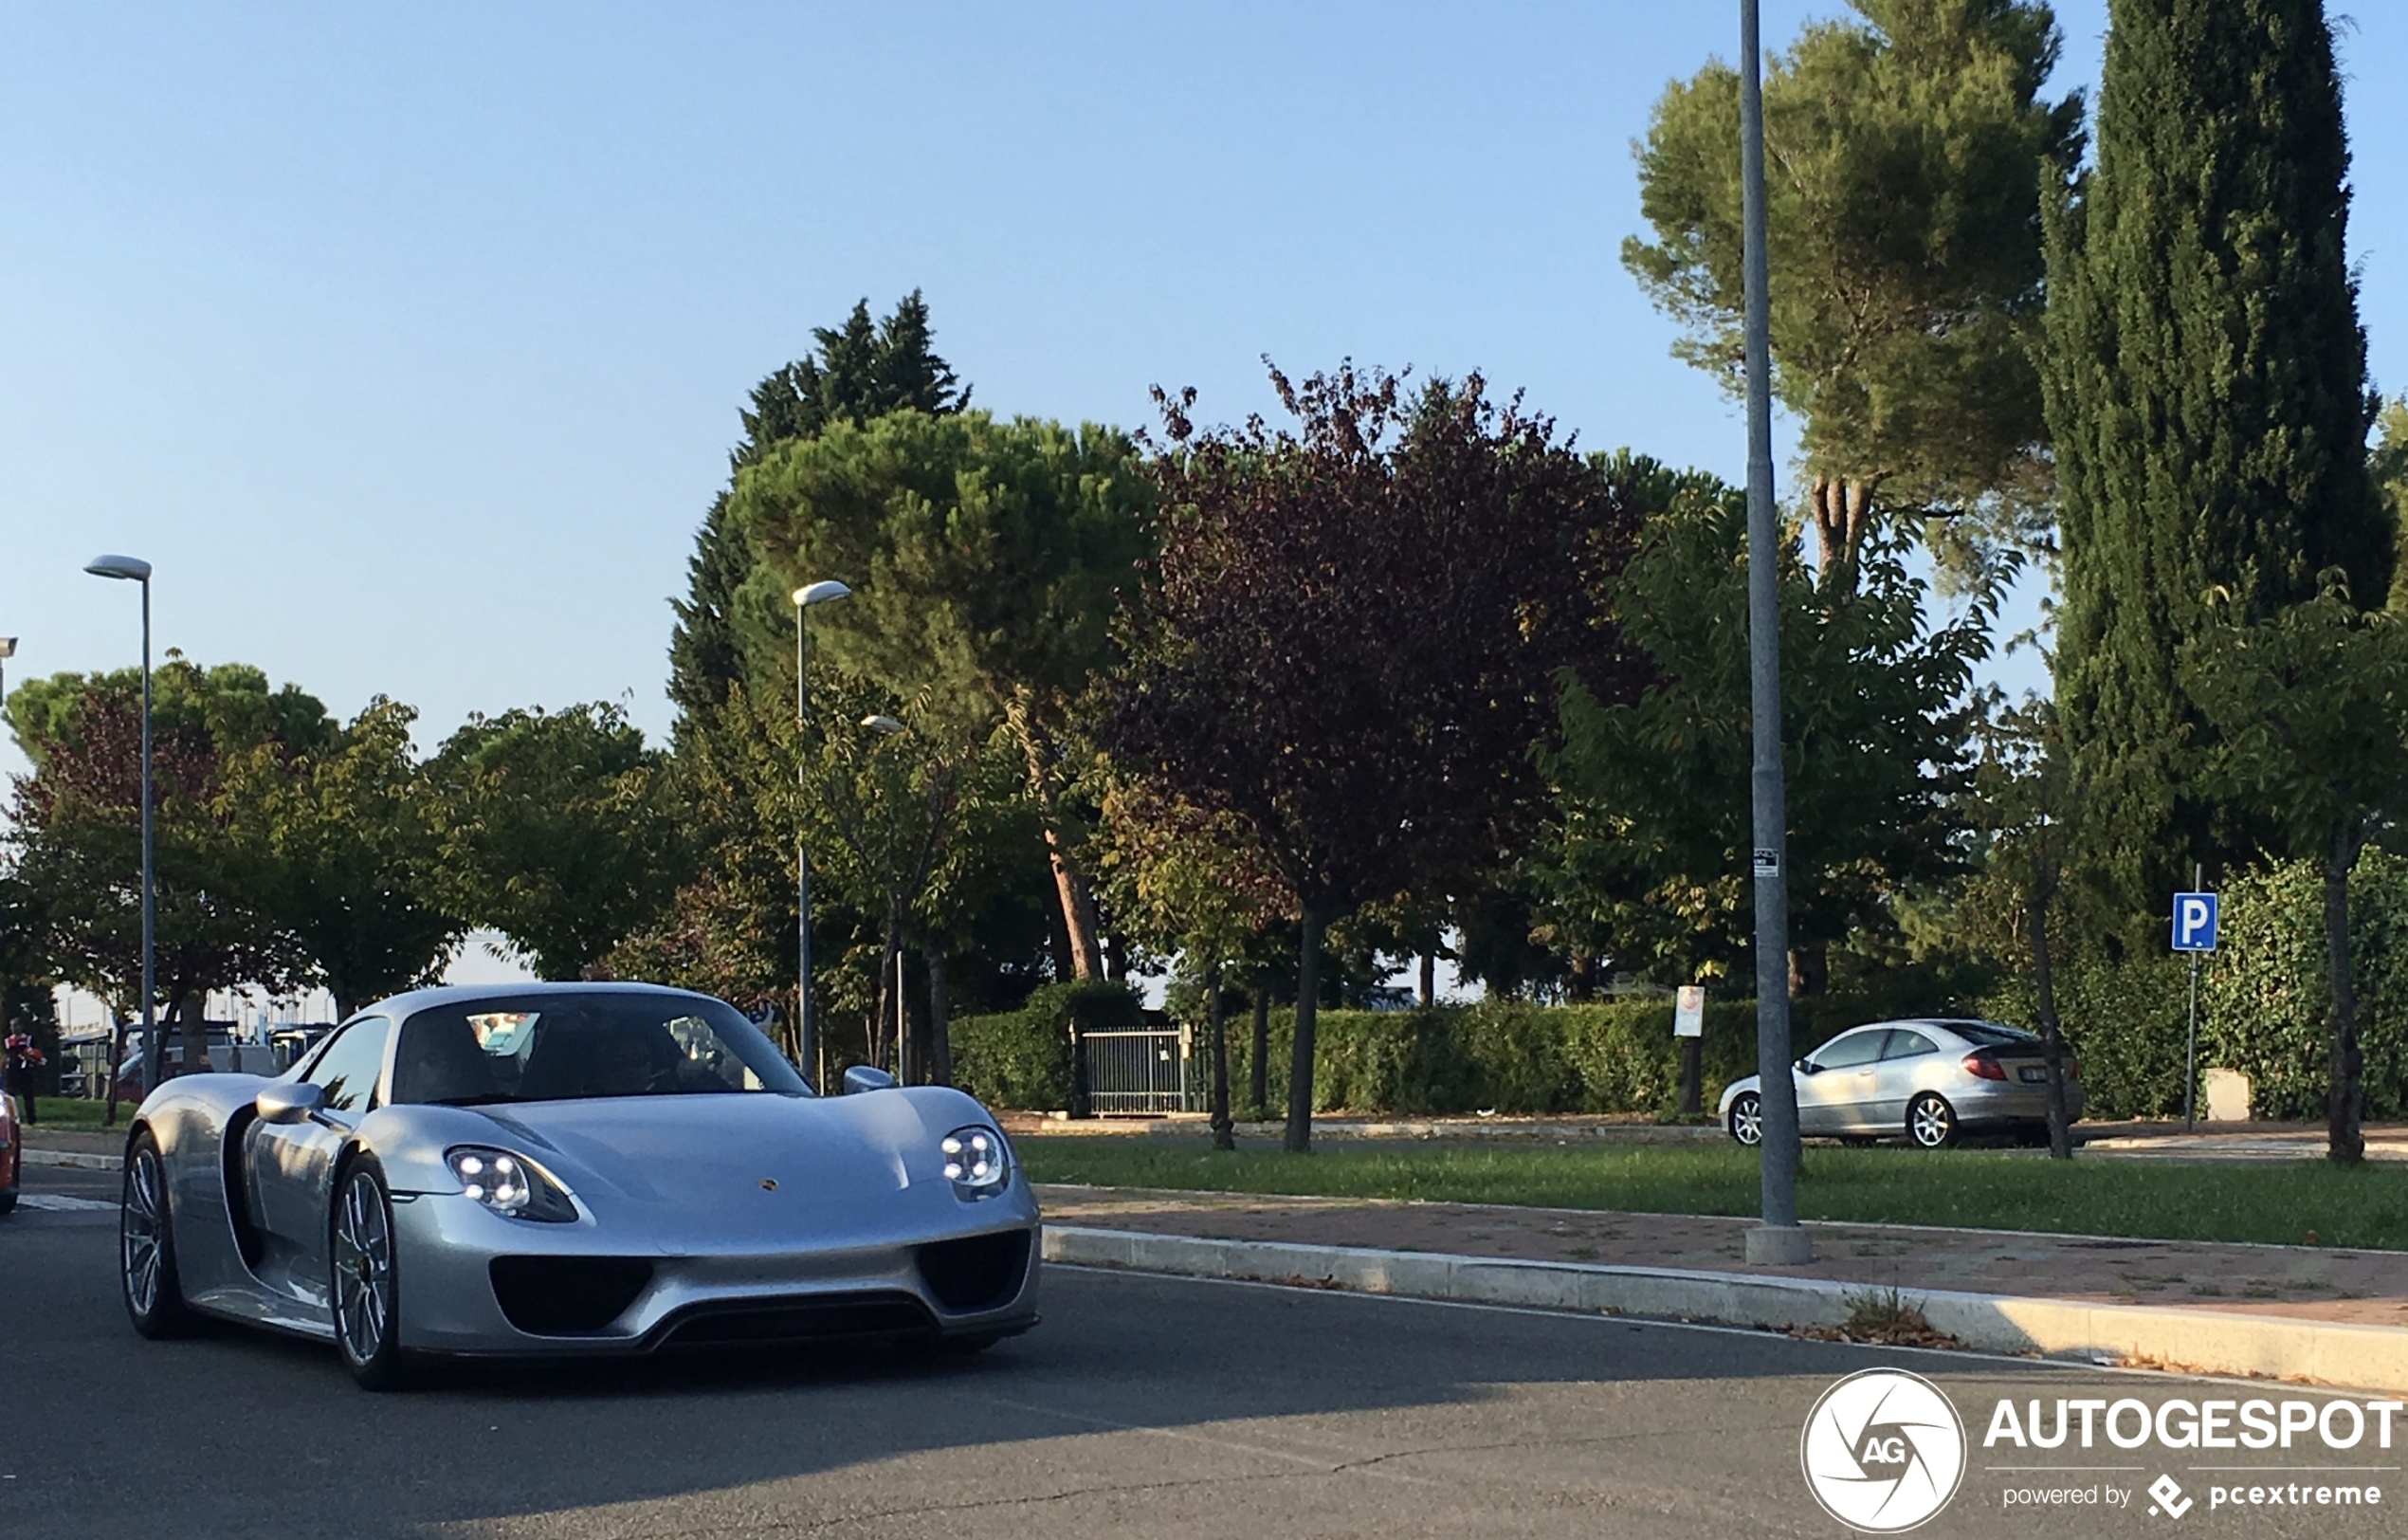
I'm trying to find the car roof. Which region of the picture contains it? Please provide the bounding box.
[356,981,729,1021]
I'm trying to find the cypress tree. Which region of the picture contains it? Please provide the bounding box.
[2044,0,2388,917]
[666,291,969,739]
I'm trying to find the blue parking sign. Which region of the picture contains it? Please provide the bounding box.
[2173,891,2219,952]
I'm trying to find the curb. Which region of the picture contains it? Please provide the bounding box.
[1041,1225,2408,1395]
[22,1149,123,1171]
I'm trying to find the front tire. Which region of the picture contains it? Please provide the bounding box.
[332,1157,413,1391]
[1726,1091,1763,1147]
[122,1131,199,1337]
[1907,1092,1959,1151]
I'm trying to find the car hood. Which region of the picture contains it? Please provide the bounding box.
[365,1086,1003,1244]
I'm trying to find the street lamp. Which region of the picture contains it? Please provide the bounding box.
[859,712,908,1075]
[83,554,159,1103]
[792,578,852,1090]
[1738,0,1810,1266]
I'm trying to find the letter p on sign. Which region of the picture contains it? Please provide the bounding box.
[2173,892,2219,953]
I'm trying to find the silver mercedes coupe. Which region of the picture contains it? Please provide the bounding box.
[1717,1018,2085,1150]
[118,982,1040,1388]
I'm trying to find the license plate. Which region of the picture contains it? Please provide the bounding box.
[2018,1066,2048,1083]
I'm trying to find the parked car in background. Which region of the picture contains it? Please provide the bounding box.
[116,1030,286,1101]
[1718,1018,2083,1150]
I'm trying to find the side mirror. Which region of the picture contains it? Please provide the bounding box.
[254,1081,326,1126]
[1796,1059,1816,1075]
[842,1065,898,1095]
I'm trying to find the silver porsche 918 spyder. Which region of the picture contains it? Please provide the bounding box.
[119,982,1040,1388]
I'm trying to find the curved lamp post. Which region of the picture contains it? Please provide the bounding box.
[792,579,851,1089]
[83,554,158,1100]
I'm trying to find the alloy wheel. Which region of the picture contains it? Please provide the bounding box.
[121,1146,165,1316]
[334,1171,394,1366]
[1728,1092,1763,1146]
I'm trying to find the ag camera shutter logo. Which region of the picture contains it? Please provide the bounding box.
[1801,1369,1968,1531]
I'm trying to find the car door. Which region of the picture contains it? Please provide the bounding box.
[1868,1027,1939,1132]
[246,1016,392,1295]
[1796,1027,1886,1133]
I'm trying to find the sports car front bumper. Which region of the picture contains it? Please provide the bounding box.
[388,1184,1041,1356]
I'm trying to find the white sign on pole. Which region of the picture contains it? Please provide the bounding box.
[1673,985,1706,1039]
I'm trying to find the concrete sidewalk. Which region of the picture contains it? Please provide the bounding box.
[1036,1182,2408,1392]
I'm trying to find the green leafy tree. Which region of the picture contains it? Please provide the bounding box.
[794,674,1024,1086]
[1626,0,2083,586]
[2377,396,2408,611]
[731,407,1157,981]
[2044,0,2392,915]
[2181,579,2408,1163]
[1096,779,1284,1146]
[5,659,326,1088]
[428,705,681,980]
[1544,454,1997,994]
[1106,365,1643,1151]
[668,292,970,738]
[219,698,459,1017]
[1960,695,2083,1155]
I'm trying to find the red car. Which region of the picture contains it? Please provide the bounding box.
[0,1091,21,1215]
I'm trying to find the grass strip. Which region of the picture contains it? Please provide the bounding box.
[1019,1138,2408,1252]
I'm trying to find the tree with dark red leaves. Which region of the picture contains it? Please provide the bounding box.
[1105,363,1648,1150]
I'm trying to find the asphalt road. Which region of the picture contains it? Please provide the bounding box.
[2,1162,2394,1540]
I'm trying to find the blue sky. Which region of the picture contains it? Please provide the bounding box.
[3,0,2405,801]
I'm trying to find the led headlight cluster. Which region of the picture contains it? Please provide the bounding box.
[940,1126,1010,1198]
[446,1146,575,1221]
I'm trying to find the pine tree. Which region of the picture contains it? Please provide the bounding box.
[2044,0,2389,917]
[666,291,969,736]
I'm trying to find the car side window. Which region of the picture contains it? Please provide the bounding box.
[1882,1029,1938,1060]
[1811,1031,1886,1070]
[306,1018,392,1115]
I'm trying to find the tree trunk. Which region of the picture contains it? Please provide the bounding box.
[1418,951,1436,1007]
[1249,984,1269,1114]
[2030,889,2072,1161]
[1808,475,1877,594]
[1285,905,1325,1153]
[1207,958,1233,1151]
[927,945,953,1088]
[1009,690,1104,979]
[1786,945,1828,998]
[179,993,212,1075]
[2326,827,2366,1164]
[873,922,902,1075]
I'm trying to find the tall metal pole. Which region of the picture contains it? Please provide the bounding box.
[2184,861,2201,1130]
[794,603,814,1089]
[138,578,158,1099]
[1740,0,1810,1267]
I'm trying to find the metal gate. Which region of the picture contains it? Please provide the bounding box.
[1080,1028,1192,1115]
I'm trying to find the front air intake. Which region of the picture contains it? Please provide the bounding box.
[917,1229,1032,1311]
[489,1256,654,1334]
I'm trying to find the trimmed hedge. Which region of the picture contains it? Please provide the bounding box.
[2198,852,2408,1121]
[952,979,1143,1111]
[957,991,1880,1117]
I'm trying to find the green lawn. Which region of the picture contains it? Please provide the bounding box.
[1019,1138,2408,1252]
[12,1097,126,1133]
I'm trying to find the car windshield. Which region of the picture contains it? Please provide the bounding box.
[388,992,811,1106]
[1948,1021,2039,1048]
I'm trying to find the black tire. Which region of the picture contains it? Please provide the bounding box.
[330,1157,415,1391]
[0,1186,18,1216]
[1726,1091,1763,1147]
[1906,1092,1959,1151]
[121,1131,200,1338]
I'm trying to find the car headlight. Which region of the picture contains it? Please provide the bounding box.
[940,1126,1010,1199]
[446,1146,576,1222]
